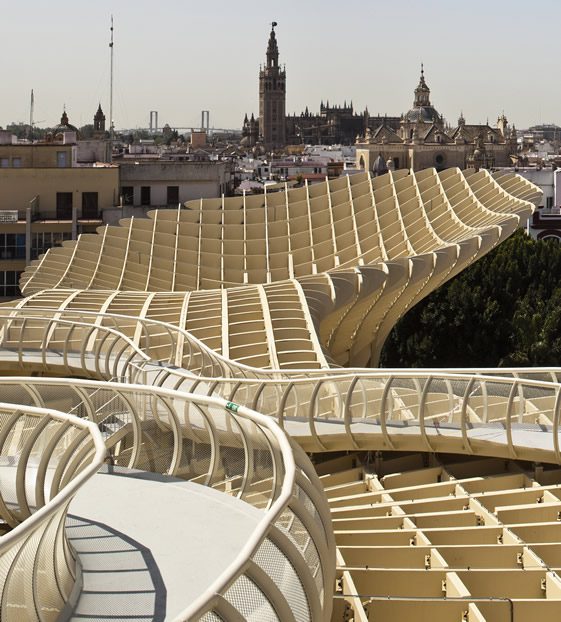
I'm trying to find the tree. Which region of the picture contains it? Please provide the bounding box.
[380,231,561,368]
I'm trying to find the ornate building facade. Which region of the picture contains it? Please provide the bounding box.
[284,102,368,146]
[243,25,381,149]
[243,26,518,166]
[356,67,518,173]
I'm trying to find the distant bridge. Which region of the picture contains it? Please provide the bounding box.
[117,126,242,134]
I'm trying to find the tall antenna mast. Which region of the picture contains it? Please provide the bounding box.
[109,15,114,143]
[29,89,34,141]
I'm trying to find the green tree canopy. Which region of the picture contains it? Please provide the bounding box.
[380,231,561,368]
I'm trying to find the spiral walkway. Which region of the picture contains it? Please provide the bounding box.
[1,167,559,621]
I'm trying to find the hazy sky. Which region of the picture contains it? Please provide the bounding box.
[2,0,557,131]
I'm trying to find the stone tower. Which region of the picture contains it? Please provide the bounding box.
[259,22,286,148]
[93,104,106,137]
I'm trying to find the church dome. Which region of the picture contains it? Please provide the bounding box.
[403,106,441,124]
[403,65,441,126]
[53,110,80,138]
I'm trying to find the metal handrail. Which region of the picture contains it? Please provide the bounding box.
[176,398,297,620]
[0,402,106,527]
[0,379,335,622]
[4,368,561,464]
[0,402,106,621]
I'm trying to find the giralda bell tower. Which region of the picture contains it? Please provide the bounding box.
[259,22,286,148]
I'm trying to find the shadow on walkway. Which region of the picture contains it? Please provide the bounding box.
[65,514,167,621]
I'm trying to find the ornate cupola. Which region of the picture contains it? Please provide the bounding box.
[414,64,431,107]
[401,64,443,140]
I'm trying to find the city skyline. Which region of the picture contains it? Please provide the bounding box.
[2,0,559,132]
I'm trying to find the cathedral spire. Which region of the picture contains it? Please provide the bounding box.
[259,21,286,147]
[266,21,279,68]
[414,63,431,107]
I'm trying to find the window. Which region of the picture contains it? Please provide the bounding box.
[393,157,400,169]
[140,186,151,206]
[167,186,179,206]
[56,192,73,219]
[1,158,9,168]
[56,151,67,168]
[547,196,554,210]
[121,186,134,206]
[82,192,99,219]
[31,232,72,260]
[11,157,21,168]
[0,234,26,259]
[0,271,22,298]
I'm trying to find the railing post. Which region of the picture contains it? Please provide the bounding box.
[505,381,519,460]
[460,377,476,454]
[553,387,561,465]
[380,377,396,450]
[419,376,434,453]
[343,376,360,450]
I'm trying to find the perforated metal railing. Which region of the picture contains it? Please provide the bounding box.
[0,402,105,622]
[3,309,561,463]
[144,369,561,463]
[0,310,151,381]
[9,306,561,382]
[0,380,335,622]
[0,308,240,381]
[6,311,561,618]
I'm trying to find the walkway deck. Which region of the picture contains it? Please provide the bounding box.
[67,467,262,621]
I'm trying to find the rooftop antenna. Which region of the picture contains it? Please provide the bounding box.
[109,15,114,143]
[29,89,34,141]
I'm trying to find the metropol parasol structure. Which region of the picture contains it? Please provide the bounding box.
[0,166,560,621]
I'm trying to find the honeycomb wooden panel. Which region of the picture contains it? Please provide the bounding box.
[324,452,561,621]
[17,168,536,368]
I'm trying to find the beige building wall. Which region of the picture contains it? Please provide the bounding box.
[0,167,119,218]
[0,144,75,168]
[119,161,233,207]
[357,143,513,173]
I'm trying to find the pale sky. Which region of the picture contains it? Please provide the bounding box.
[1,0,557,132]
